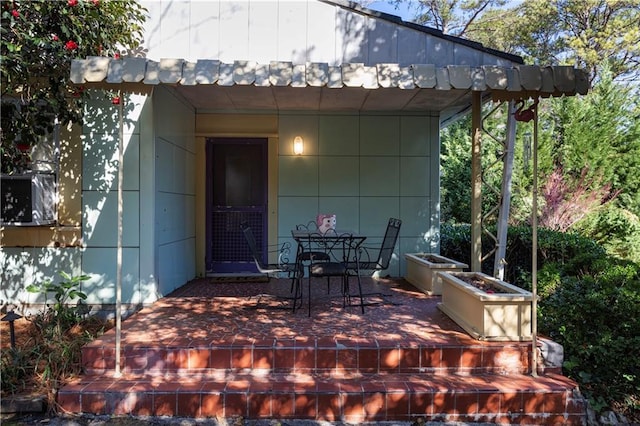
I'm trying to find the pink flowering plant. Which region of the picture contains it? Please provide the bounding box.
[0,0,146,173]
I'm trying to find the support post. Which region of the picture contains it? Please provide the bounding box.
[494,101,517,280]
[531,102,539,377]
[115,91,123,378]
[471,92,483,272]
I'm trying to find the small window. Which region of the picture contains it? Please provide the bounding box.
[1,122,59,226]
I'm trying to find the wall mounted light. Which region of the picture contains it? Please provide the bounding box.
[293,136,304,155]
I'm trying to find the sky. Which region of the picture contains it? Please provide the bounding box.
[365,1,526,25]
[366,1,416,22]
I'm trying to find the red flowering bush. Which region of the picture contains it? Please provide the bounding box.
[1,0,147,173]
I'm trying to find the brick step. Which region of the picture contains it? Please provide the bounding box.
[82,338,536,377]
[57,371,586,424]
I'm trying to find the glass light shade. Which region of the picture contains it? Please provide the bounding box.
[293,136,304,155]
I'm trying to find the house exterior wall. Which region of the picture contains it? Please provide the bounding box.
[140,0,513,67]
[80,93,145,307]
[153,87,197,296]
[276,112,440,277]
[193,111,440,278]
[1,125,83,310]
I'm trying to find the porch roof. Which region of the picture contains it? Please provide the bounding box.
[70,57,589,119]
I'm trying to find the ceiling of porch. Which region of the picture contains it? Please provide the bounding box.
[70,58,590,120]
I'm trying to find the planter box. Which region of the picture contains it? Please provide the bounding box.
[404,253,468,295]
[437,271,533,341]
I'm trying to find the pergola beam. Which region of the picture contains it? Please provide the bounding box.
[470,91,483,272]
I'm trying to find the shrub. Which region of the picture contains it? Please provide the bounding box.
[572,204,640,264]
[440,223,640,420]
[539,259,640,417]
[1,272,111,413]
[440,223,605,287]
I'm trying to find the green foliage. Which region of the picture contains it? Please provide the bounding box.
[440,119,472,223]
[394,0,508,37]
[440,223,640,419]
[3,272,108,413]
[468,0,640,83]
[547,69,640,215]
[0,345,37,395]
[441,223,606,285]
[555,0,640,82]
[466,0,561,65]
[440,110,504,224]
[26,272,89,336]
[539,258,640,418]
[1,0,147,173]
[572,204,640,264]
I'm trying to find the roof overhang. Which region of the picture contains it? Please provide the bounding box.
[70,57,590,121]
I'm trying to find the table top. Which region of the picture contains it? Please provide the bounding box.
[291,229,364,240]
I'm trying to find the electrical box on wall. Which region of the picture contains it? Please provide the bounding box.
[1,172,57,226]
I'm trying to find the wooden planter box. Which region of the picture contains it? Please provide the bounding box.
[437,271,533,341]
[404,253,468,295]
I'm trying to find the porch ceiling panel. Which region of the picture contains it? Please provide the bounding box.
[70,58,590,115]
[359,88,419,111]
[403,88,471,112]
[271,86,323,110]
[317,87,370,111]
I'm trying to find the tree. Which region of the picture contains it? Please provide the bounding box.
[464,1,563,65]
[388,0,507,37]
[556,0,640,84]
[1,0,147,173]
[385,0,640,84]
[469,0,640,84]
[546,68,640,214]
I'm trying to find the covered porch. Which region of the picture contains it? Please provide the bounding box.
[58,276,586,424]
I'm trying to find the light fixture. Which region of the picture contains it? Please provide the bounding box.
[293,136,304,155]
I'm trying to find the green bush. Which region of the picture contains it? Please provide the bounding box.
[440,223,605,287]
[440,223,640,419]
[539,259,640,416]
[572,204,640,264]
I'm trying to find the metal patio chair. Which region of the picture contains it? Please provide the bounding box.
[299,230,361,316]
[240,222,302,309]
[344,217,402,312]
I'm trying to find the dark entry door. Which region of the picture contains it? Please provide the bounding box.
[206,138,267,273]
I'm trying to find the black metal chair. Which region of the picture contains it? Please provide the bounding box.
[240,222,301,309]
[294,222,332,293]
[296,230,358,316]
[344,217,402,312]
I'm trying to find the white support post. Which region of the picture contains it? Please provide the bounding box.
[115,92,123,378]
[494,101,517,280]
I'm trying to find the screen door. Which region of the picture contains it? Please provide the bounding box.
[206,137,267,273]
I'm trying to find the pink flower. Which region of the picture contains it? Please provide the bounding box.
[64,40,78,50]
[68,0,78,6]
[11,9,19,17]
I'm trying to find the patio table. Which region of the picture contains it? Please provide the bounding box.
[291,229,367,314]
